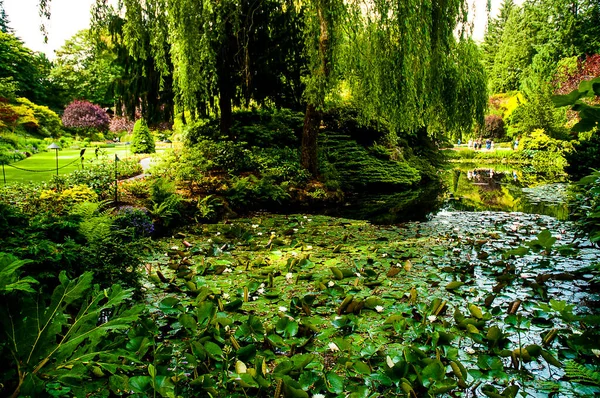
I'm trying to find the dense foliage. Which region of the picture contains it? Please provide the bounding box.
[131,118,155,154]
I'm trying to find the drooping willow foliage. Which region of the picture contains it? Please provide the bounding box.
[341,0,487,136]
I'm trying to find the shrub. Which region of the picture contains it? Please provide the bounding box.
[16,97,63,137]
[114,206,154,238]
[484,115,506,140]
[62,100,110,136]
[131,119,155,154]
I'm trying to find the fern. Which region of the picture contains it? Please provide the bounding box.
[565,360,600,386]
[70,201,114,243]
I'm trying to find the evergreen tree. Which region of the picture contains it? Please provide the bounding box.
[0,0,11,33]
[481,0,514,80]
[131,118,155,154]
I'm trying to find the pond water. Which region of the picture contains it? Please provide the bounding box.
[444,163,570,220]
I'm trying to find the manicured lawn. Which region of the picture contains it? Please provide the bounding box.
[1,146,134,184]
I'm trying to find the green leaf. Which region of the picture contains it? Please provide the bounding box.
[445,281,464,291]
[129,376,152,393]
[326,371,345,393]
[204,341,223,359]
[552,90,586,107]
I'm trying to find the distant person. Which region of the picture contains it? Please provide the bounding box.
[486,139,491,150]
[468,139,473,149]
[514,139,519,150]
[491,140,495,150]
[457,139,461,146]
[95,146,99,158]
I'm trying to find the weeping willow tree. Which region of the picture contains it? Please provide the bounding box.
[101,0,305,136]
[299,0,487,174]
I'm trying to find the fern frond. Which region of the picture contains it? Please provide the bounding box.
[565,360,600,386]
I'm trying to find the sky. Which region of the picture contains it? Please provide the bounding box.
[5,0,501,60]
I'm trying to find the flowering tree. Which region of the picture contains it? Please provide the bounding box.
[109,116,134,133]
[62,100,109,136]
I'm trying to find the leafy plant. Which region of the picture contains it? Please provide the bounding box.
[0,271,143,398]
[61,100,110,136]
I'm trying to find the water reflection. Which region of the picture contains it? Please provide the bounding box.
[444,164,570,219]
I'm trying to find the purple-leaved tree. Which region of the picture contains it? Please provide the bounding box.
[62,100,110,137]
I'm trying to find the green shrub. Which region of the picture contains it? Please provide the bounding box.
[131,119,155,154]
[565,131,600,180]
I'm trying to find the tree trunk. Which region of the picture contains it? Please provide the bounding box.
[301,103,321,176]
[219,85,232,138]
[301,1,330,177]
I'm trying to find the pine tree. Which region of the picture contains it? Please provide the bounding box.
[0,0,11,34]
[131,119,155,154]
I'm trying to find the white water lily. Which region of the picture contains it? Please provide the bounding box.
[465,347,476,354]
[252,224,259,228]
[293,228,299,232]
[313,394,326,398]
[260,283,265,288]
[328,342,340,352]
[291,251,298,257]
[381,253,388,257]
[257,288,265,294]
[278,306,287,312]
[306,245,313,250]
[257,232,263,236]
[307,219,312,222]
[222,293,230,299]
[216,232,221,236]
[285,272,294,280]
[375,305,384,313]
[428,315,437,322]
[271,231,276,236]
[355,272,361,278]
[223,268,232,273]
[171,246,179,250]
[328,281,335,287]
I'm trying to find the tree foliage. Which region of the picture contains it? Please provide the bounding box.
[61,100,109,134]
[0,0,11,34]
[131,118,155,154]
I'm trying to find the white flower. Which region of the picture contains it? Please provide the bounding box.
[222,293,230,299]
[465,347,476,355]
[355,272,361,278]
[303,216,308,219]
[428,315,437,322]
[375,305,384,313]
[286,272,294,280]
[252,224,259,229]
[313,394,326,398]
[223,267,232,273]
[307,219,312,222]
[381,253,388,258]
[271,231,276,236]
[291,251,298,257]
[306,245,313,250]
[164,253,169,257]
[171,246,179,250]
[260,283,265,288]
[257,288,265,294]
[257,232,263,236]
[327,281,335,287]
[216,232,221,236]
[207,238,213,243]
[328,342,339,352]
[334,316,343,320]
[252,296,258,301]
[293,228,298,232]
[278,306,287,312]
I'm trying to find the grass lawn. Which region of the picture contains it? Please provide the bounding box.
[1,146,136,184]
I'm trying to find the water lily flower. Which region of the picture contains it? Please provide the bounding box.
[291,251,298,257]
[257,232,263,236]
[286,272,294,280]
[171,246,179,250]
[252,224,259,228]
[375,305,384,313]
[428,315,437,322]
[257,288,265,294]
[252,296,258,301]
[293,228,299,232]
[223,268,232,273]
[216,232,221,236]
[355,272,361,278]
[222,293,230,299]
[207,238,213,243]
[381,253,388,257]
[328,281,335,287]
[465,347,476,354]
[307,219,312,222]
[303,216,308,219]
[306,245,313,250]
[278,306,287,312]
[313,394,325,398]
[328,342,339,352]
[271,231,276,236]
[260,283,265,288]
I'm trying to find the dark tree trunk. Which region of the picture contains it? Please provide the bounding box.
[301,103,321,176]
[301,1,330,177]
[219,84,232,138]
